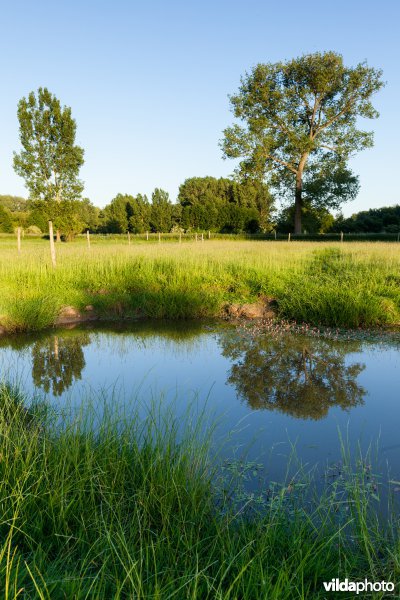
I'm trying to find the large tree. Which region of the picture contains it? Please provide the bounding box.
[13,87,84,239]
[221,52,384,233]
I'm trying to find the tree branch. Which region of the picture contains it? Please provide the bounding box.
[315,95,358,135]
[269,117,292,137]
[319,144,338,152]
[265,153,297,174]
[309,94,321,137]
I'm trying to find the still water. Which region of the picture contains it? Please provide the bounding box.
[0,321,399,483]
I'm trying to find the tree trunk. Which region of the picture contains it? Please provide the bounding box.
[56,229,61,242]
[48,221,56,267]
[294,154,309,234]
[294,179,302,235]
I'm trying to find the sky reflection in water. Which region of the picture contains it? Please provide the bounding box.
[0,321,399,483]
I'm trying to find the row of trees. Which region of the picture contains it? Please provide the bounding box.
[1,52,385,236]
[99,190,176,234]
[3,189,399,236]
[332,205,400,233]
[0,179,274,235]
[97,178,274,234]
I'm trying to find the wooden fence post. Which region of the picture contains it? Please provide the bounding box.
[340,231,344,243]
[17,227,21,254]
[48,221,56,267]
[201,233,204,242]
[208,230,211,239]
[146,231,149,241]
[195,233,198,242]
[87,229,91,250]
[288,233,291,242]
[158,232,161,243]
[274,230,277,240]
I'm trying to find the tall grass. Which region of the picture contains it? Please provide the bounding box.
[0,237,399,330]
[0,383,399,598]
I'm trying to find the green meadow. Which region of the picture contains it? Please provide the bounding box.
[0,236,399,331]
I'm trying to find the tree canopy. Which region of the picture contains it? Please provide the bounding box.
[221,51,384,233]
[13,87,85,236]
[0,195,28,212]
[332,205,400,233]
[0,205,14,233]
[150,189,173,232]
[178,176,274,232]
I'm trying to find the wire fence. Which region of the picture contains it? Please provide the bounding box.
[76,231,400,243]
[1,231,400,244]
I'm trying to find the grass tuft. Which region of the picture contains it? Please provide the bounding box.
[0,383,398,598]
[0,238,399,330]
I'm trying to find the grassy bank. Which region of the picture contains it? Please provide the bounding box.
[0,383,399,599]
[0,237,400,331]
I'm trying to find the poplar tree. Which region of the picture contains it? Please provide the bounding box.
[13,87,84,239]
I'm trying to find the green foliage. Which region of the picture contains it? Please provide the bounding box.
[278,204,335,234]
[26,201,49,232]
[129,193,151,233]
[333,204,400,233]
[100,193,151,233]
[0,195,27,212]
[0,196,29,229]
[2,293,59,332]
[222,51,384,232]
[219,203,261,233]
[302,165,359,210]
[78,197,100,231]
[27,198,86,239]
[0,206,14,233]
[25,225,42,235]
[13,87,85,237]
[150,188,173,232]
[100,193,131,233]
[178,176,274,232]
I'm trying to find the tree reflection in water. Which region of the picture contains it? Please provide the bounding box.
[31,333,90,396]
[220,330,366,420]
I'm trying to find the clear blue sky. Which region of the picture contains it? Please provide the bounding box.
[0,0,398,215]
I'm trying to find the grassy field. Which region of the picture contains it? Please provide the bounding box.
[0,382,399,599]
[0,235,400,331]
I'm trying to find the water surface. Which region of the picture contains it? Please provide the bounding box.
[1,321,399,484]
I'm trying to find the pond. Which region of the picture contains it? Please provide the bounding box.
[0,321,399,487]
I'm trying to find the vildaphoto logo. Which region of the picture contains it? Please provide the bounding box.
[323,578,395,594]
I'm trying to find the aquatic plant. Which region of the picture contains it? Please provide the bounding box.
[0,383,398,598]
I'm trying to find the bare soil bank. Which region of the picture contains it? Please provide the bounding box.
[0,298,277,336]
